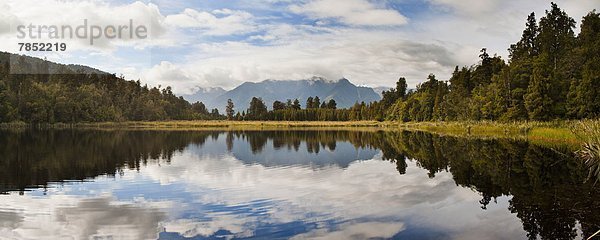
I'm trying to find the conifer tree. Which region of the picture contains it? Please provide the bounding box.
[327,99,337,109]
[292,99,301,110]
[306,97,314,109]
[525,55,554,120]
[226,99,235,120]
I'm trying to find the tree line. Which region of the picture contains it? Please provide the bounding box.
[1,3,597,123]
[3,128,598,239]
[386,3,600,122]
[221,95,384,121]
[0,53,225,123]
[224,3,599,122]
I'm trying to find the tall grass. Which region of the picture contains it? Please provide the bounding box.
[574,120,600,183]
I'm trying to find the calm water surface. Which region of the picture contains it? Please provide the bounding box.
[0,130,598,239]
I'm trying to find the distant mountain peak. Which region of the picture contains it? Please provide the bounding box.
[182,77,381,112]
[308,76,328,82]
[181,86,227,104]
[337,78,352,84]
[195,86,226,93]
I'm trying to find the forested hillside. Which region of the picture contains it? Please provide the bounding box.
[0,53,223,123]
[386,4,600,122]
[1,3,597,124]
[217,3,600,122]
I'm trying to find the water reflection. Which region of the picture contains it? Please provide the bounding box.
[0,129,598,239]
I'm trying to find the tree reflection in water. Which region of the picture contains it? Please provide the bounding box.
[0,129,598,239]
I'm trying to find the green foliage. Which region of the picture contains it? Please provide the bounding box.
[233,95,380,121]
[537,2,576,69]
[247,97,268,120]
[381,77,408,109]
[0,79,15,122]
[509,12,539,62]
[273,100,286,111]
[326,99,337,109]
[306,96,314,109]
[524,54,554,120]
[386,74,449,122]
[292,99,301,110]
[567,11,600,119]
[2,3,597,124]
[384,3,597,123]
[574,121,600,183]
[226,99,235,120]
[0,53,224,123]
[314,96,321,109]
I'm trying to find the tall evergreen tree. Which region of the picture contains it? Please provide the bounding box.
[396,77,407,100]
[0,81,13,122]
[509,12,540,62]
[273,100,286,111]
[247,97,267,120]
[192,102,209,115]
[536,2,576,117]
[326,99,337,109]
[567,10,600,118]
[525,55,554,120]
[306,97,314,109]
[292,99,301,110]
[226,99,235,120]
[537,2,576,70]
[505,12,540,120]
[314,96,321,109]
[211,108,220,117]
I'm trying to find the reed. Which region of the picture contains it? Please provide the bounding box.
[574,120,600,183]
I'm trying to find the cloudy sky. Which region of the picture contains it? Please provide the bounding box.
[0,135,529,239]
[0,0,597,94]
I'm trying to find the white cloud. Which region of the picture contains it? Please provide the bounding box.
[4,0,598,91]
[142,61,221,94]
[0,2,21,35]
[290,0,408,26]
[421,0,597,60]
[0,136,530,239]
[140,27,460,93]
[0,0,171,52]
[427,0,503,16]
[0,195,167,239]
[165,8,257,36]
[135,138,528,239]
[290,222,405,240]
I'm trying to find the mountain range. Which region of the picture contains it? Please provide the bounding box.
[5,53,107,75]
[5,52,383,113]
[182,77,382,112]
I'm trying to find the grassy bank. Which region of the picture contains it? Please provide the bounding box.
[0,120,389,131]
[76,120,388,129]
[2,120,597,148]
[393,120,589,148]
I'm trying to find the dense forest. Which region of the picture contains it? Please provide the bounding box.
[225,96,379,121]
[220,3,600,122]
[1,3,598,123]
[0,53,224,123]
[386,3,600,122]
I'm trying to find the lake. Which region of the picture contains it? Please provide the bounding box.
[0,129,598,239]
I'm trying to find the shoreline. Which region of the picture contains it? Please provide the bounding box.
[1,120,595,148]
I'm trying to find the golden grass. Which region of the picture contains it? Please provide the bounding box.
[573,121,600,183]
[391,120,599,148]
[528,127,579,145]
[29,120,391,132]
[2,119,598,149]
